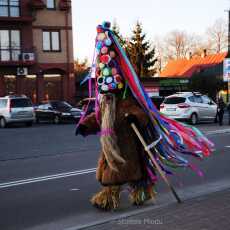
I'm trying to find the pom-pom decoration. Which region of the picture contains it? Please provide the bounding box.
[99,63,105,69]
[105,38,112,47]
[102,21,111,29]
[108,83,117,90]
[97,33,106,41]
[105,76,114,84]
[97,77,105,85]
[114,74,122,83]
[100,54,111,64]
[102,68,111,76]
[101,46,108,54]
[109,50,116,59]
[111,68,118,75]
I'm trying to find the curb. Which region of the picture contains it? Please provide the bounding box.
[65,179,230,230]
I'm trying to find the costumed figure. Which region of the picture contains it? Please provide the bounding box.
[76,22,214,211]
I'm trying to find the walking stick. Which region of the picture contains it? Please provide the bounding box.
[126,114,182,203]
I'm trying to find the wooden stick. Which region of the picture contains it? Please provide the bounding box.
[129,120,182,203]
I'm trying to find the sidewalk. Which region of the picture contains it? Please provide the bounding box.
[86,188,230,230]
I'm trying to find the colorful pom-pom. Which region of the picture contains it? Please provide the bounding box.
[97,25,104,33]
[114,74,122,83]
[108,83,117,90]
[105,76,114,84]
[118,82,124,89]
[105,38,112,46]
[99,63,105,69]
[97,77,104,85]
[111,68,118,75]
[109,50,116,58]
[101,84,109,91]
[102,21,111,29]
[96,41,103,51]
[101,46,108,54]
[97,33,106,41]
[100,54,111,64]
[102,68,111,76]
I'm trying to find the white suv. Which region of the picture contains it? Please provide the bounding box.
[0,95,35,128]
[160,92,217,125]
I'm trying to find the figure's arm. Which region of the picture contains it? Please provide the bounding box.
[76,112,100,136]
[126,103,149,127]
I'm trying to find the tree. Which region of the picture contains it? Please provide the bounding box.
[111,20,126,48]
[205,18,227,53]
[163,30,201,60]
[127,22,157,78]
[74,58,90,99]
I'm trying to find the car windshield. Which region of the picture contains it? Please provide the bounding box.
[10,98,32,108]
[164,97,186,104]
[51,101,72,109]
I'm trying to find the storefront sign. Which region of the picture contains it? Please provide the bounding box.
[223,58,230,82]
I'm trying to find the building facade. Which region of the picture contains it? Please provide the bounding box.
[0,0,75,103]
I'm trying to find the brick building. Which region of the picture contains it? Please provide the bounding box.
[0,0,75,104]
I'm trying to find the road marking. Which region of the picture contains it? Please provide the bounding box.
[225,146,230,148]
[70,188,80,191]
[0,168,96,189]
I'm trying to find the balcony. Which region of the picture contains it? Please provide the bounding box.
[0,50,36,66]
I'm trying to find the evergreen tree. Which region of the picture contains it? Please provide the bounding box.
[111,20,126,48]
[127,22,157,78]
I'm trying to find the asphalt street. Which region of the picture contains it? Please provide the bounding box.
[0,121,230,230]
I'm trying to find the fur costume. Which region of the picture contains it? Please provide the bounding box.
[76,22,214,211]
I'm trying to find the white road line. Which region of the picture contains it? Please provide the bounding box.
[0,168,96,189]
[225,146,230,148]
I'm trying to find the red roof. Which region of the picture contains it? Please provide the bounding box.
[160,52,227,78]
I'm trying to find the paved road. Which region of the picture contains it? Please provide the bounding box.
[0,123,230,230]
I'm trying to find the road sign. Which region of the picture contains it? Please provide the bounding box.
[223,58,230,82]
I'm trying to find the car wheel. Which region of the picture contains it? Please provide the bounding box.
[0,117,7,128]
[53,115,60,124]
[190,113,198,125]
[26,122,33,127]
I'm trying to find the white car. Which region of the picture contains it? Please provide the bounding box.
[160,92,217,125]
[0,95,35,128]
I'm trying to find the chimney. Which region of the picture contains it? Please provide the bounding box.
[201,49,207,58]
[187,52,192,60]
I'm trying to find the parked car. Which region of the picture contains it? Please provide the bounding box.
[0,95,35,128]
[35,101,82,124]
[160,92,217,125]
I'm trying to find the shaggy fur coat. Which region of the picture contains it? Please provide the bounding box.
[80,96,151,186]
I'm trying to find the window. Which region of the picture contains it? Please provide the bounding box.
[194,96,203,104]
[46,0,55,9]
[0,29,21,61]
[164,97,186,104]
[0,99,7,108]
[43,31,60,52]
[0,0,20,17]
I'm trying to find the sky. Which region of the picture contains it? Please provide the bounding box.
[72,0,230,61]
